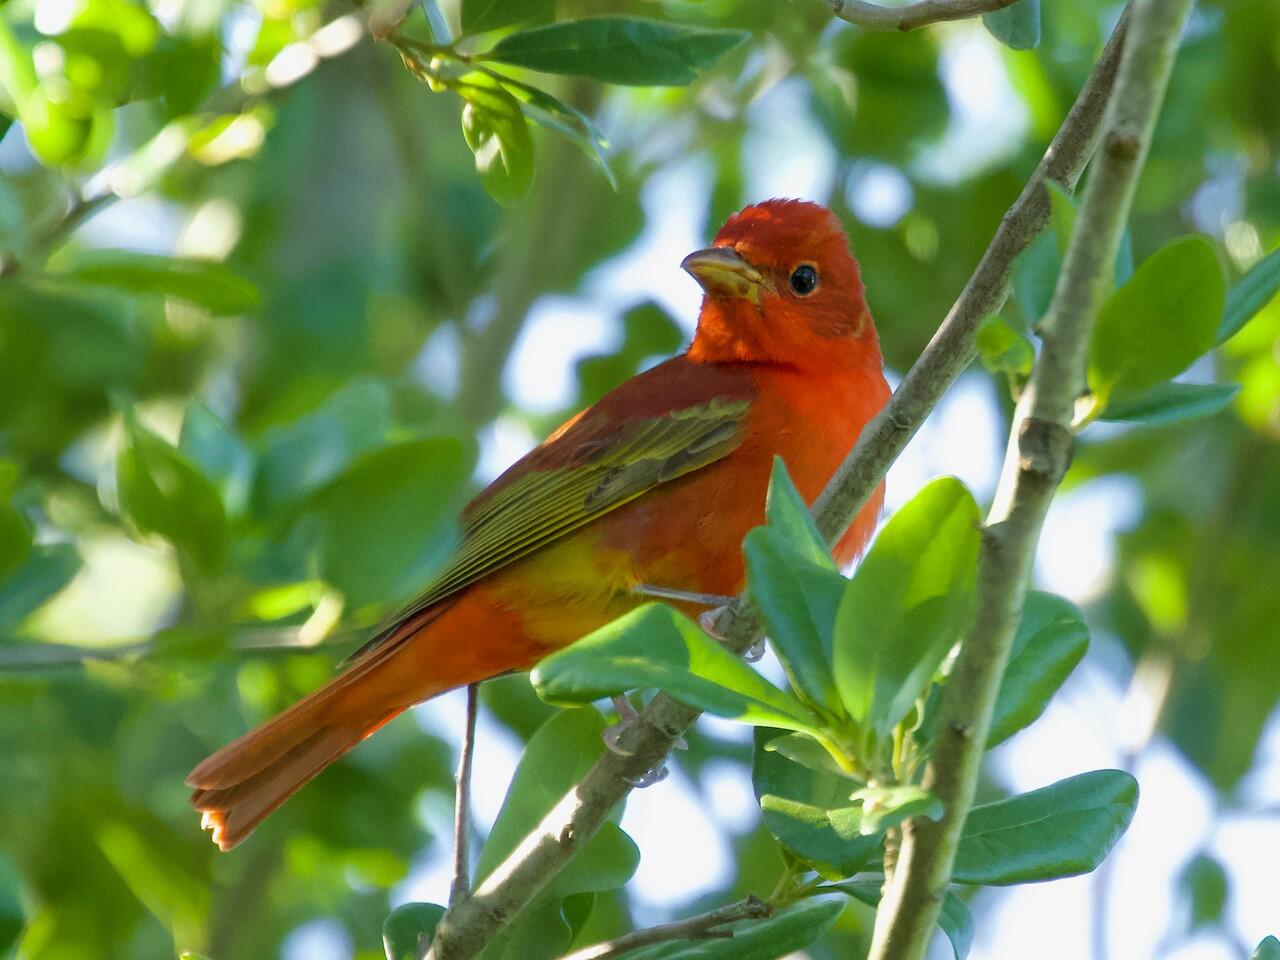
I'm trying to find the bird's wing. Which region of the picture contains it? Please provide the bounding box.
[349,358,754,661]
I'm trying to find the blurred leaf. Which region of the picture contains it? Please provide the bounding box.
[987,592,1089,746]
[851,783,943,835]
[475,709,639,960]
[1046,181,1076,257]
[96,820,208,945]
[828,882,972,960]
[0,852,23,954]
[179,402,253,515]
[1179,853,1228,932]
[422,0,453,43]
[383,902,444,960]
[983,0,1041,50]
[486,17,748,86]
[1088,237,1225,406]
[1096,381,1240,427]
[314,437,470,608]
[532,604,821,734]
[952,770,1138,885]
[0,495,32,583]
[459,73,535,206]
[1217,245,1280,344]
[620,899,843,960]
[1253,937,1280,960]
[976,315,1035,376]
[752,728,879,879]
[117,409,228,574]
[833,477,980,742]
[253,378,391,512]
[0,543,80,628]
[60,251,258,314]
[463,0,553,35]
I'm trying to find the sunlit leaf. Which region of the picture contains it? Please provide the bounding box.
[533,604,822,734]
[1096,381,1240,427]
[459,73,535,206]
[833,478,980,742]
[1218,246,1280,344]
[1089,236,1225,406]
[485,17,748,86]
[752,728,878,879]
[953,770,1138,885]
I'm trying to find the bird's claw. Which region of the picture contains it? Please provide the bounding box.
[698,605,767,661]
[603,695,686,783]
[744,637,767,662]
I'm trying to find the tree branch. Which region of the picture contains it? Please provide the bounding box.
[826,0,1022,31]
[450,684,479,907]
[424,14,1131,959]
[557,896,770,960]
[866,1,1193,957]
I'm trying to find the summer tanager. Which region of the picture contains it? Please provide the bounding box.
[188,199,890,850]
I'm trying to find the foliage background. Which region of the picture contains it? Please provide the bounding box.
[0,0,1277,957]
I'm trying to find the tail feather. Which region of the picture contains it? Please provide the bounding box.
[187,642,421,850]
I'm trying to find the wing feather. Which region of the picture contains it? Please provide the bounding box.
[348,391,751,661]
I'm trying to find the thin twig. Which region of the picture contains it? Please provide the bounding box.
[827,0,1021,31]
[558,896,771,960]
[424,15,1131,959]
[867,1,1194,957]
[450,684,479,907]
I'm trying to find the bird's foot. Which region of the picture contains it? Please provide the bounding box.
[697,605,766,661]
[603,694,685,787]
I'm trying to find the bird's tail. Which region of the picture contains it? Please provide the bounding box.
[187,611,453,850]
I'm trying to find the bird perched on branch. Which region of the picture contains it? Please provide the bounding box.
[188,198,891,850]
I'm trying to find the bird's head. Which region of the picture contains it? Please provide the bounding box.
[683,199,879,369]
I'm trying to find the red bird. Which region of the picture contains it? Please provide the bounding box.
[188,199,890,849]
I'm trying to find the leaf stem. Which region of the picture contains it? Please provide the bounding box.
[556,896,771,960]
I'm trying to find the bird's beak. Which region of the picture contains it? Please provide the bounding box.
[681,246,767,303]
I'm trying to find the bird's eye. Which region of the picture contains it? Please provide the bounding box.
[789,264,819,296]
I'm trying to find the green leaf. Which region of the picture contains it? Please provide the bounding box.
[1252,936,1280,960]
[620,899,843,960]
[179,402,253,515]
[116,409,228,574]
[763,457,833,569]
[0,853,24,955]
[463,0,553,35]
[1088,236,1225,406]
[745,529,846,714]
[314,438,469,608]
[383,902,444,960]
[953,770,1139,885]
[0,543,80,629]
[61,251,259,315]
[1218,246,1280,344]
[533,604,822,733]
[833,477,981,742]
[975,315,1035,376]
[988,592,1089,746]
[829,882,971,960]
[459,73,534,206]
[0,492,32,583]
[982,0,1040,50]
[486,17,748,87]
[252,378,390,512]
[851,783,943,835]
[1046,181,1076,258]
[1096,381,1240,427]
[475,710,639,960]
[752,728,879,879]
[1179,853,1228,931]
